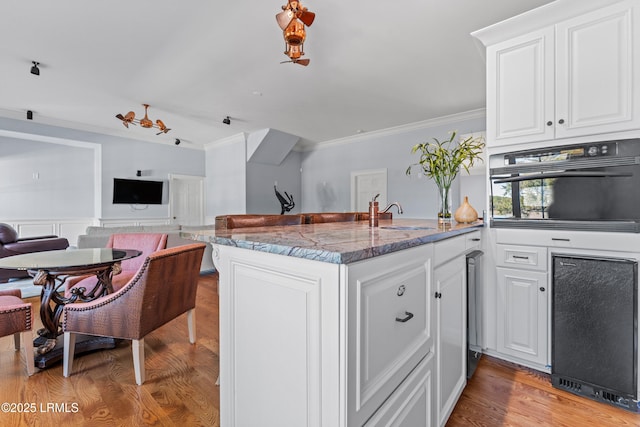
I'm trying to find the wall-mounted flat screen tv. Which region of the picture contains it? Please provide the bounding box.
[113,178,164,204]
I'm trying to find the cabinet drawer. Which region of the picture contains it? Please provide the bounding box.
[465,230,482,251]
[497,244,547,271]
[347,247,433,426]
[434,234,467,266]
[364,352,434,427]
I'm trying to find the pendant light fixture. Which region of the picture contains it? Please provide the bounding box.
[276,0,315,66]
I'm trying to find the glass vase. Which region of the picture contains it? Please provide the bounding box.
[437,184,452,226]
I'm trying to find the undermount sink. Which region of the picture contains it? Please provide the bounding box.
[380,226,434,231]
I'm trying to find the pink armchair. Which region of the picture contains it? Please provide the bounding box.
[0,289,35,376]
[64,233,168,298]
[62,243,206,385]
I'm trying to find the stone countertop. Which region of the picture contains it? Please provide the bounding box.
[182,218,483,265]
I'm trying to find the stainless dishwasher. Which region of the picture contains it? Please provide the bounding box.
[552,254,638,412]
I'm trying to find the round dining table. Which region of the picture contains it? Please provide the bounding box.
[0,247,141,368]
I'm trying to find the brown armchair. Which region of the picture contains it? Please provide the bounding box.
[62,243,206,385]
[0,223,69,283]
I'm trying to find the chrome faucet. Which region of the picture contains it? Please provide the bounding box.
[381,202,403,214]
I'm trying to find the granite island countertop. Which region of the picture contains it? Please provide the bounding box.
[183,218,483,264]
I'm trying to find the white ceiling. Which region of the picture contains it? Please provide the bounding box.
[0,0,554,149]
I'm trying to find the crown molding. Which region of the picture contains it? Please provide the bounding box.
[471,0,626,47]
[295,108,486,152]
[204,132,247,150]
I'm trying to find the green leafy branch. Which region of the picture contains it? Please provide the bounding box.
[405,131,485,190]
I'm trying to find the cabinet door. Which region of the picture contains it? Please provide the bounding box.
[216,246,342,427]
[434,256,466,427]
[555,1,640,138]
[486,27,554,146]
[496,267,548,366]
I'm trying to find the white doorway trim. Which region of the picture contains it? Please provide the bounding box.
[168,174,205,225]
[350,168,388,211]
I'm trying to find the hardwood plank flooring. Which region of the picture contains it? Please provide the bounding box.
[0,273,220,427]
[2,272,639,426]
[448,356,640,427]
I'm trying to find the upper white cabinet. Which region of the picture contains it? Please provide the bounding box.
[487,27,554,145]
[477,0,640,147]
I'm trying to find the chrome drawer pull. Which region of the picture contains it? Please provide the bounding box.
[395,311,414,323]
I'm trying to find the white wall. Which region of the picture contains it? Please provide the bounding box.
[99,136,204,219]
[0,137,94,219]
[300,113,487,219]
[0,112,488,227]
[246,150,302,215]
[0,117,206,222]
[206,133,302,218]
[206,134,247,219]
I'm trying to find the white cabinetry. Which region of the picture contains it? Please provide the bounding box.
[495,244,549,368]
[487,27,554,145]
[215,247,342,427]
[213,229,480,427]
[433,255,466,427]
[479,0,640,147]
[364,352,434,427]
[431,231,478,426]
[346,245,434,426]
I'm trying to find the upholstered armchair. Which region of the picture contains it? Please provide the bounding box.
[62,243,206,385]
[0,289,35,376]
[0,223,69,283]
[64,233,168,298]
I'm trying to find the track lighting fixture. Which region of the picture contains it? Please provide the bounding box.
[175,138,181,145]
[26,110,33,120]
[30,61,40,76]
[223,116,231,125]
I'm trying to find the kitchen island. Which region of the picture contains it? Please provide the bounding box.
[184,218,483,427]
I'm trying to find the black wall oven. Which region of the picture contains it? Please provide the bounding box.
[489,139,640,232]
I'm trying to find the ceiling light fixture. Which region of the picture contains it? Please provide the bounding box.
[175,138,181,145]
[115,104,171,135]
[30,61,40,76]
[276,0,315,66]
[222,116,231,125]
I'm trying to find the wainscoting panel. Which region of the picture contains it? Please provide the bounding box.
[98,218,171,227]
[1,218,95,247]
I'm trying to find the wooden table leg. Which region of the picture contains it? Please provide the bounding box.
[30,267,118,368]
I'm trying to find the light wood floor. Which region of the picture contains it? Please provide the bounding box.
[2,273,639,426]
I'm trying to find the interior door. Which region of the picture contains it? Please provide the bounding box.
[169,174,204,225]
[350,169,387,211]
